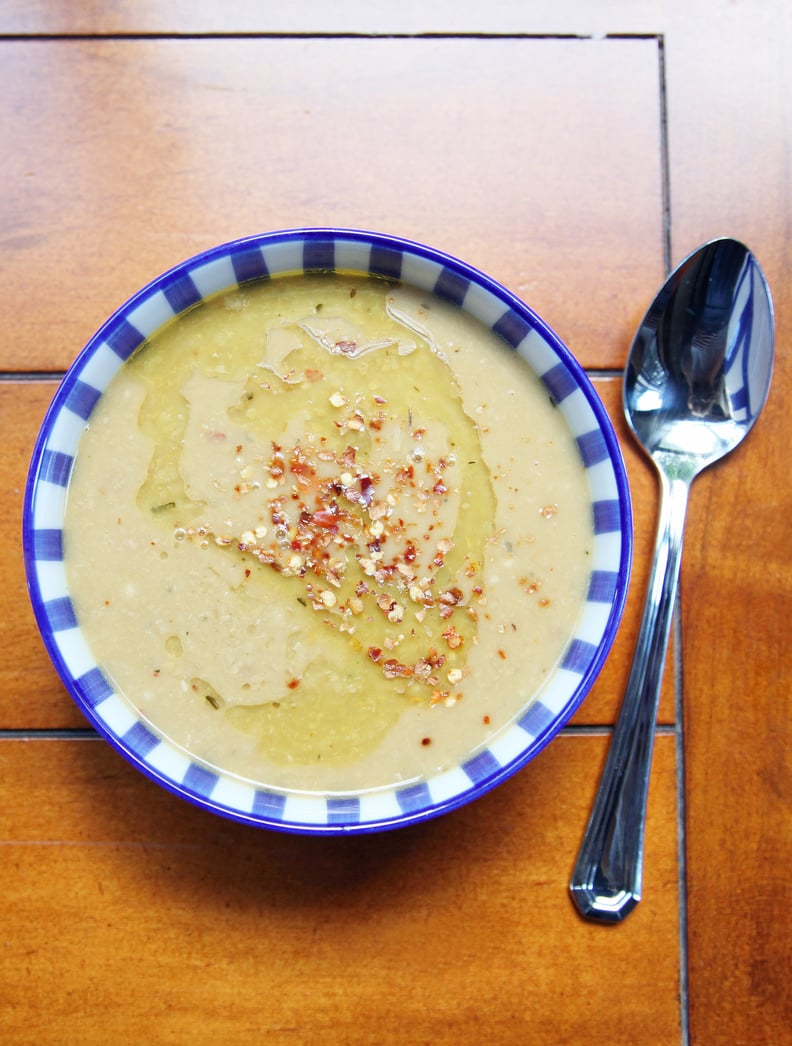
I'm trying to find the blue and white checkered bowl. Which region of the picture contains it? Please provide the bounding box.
[23,229,632,834]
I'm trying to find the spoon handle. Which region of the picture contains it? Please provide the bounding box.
[569,468,690,922]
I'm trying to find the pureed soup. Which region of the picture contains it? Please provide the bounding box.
[64,273,593,793]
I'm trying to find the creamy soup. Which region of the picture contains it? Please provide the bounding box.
[64,274,593,792]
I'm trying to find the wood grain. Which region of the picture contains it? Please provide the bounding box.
[0,35,664,373]
[0,734,681,1045]
[660,5,792,1041]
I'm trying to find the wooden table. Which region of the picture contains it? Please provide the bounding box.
[1,3,789,1042]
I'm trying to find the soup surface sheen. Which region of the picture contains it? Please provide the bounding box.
[65,274,593,792]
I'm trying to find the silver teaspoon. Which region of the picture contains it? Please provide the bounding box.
[569,237,774,923]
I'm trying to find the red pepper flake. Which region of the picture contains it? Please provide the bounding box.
[483,715,491,725]
[498,649,507,659]
[368,647,383,663]
[236,444,243,453]
[338,445,357,468]
[382,659,414,679]
[421,737,432,746]
[424,647,445,669]
[244,569,251,578]
[289,447,315,477]
[358,474,374,506]
[439,586,463,608]
[287,678,300,690]
[432,537,454,568]
[441,626,463,649]
[304,368,323,382]
[312,506,339,530]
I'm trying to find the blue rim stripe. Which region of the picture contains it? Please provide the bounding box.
[105,317,144,361]
[39,449,74,487]
[183,763,220,798]
[231,245,270,285]
[562,638,600,674]
[77,666,114,708]
[369,243,403,280]
[576,429,610,467]
[253,790,287,820]
[396,782,432,814]
[434,266,471,306]
[64,379,102,421]
[327,797,362,825]
[492,307,535,348]
[123,721,160,759]
[593,499,623,534]
[541,362,579,404]
[303,238,336,271]
[587,570,619,602]
[162,271,203,314]
[517,700,556,737]
[33,528,64,561]
[43,595,78,631]
[462,748,501,784]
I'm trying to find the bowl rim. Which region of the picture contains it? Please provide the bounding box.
[23,227,632,834]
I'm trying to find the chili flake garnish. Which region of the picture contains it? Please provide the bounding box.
[176,374,496,709]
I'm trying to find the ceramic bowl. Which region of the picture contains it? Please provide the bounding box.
[23,229,632,834]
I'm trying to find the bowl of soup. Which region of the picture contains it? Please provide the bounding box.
[23,229,631,834]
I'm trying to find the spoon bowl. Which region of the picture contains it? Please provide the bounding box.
[626,237,774,471]
[569,237,774,922]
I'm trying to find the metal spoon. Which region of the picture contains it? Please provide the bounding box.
[569,237,774,923]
